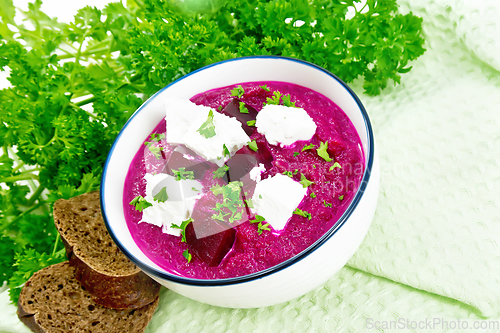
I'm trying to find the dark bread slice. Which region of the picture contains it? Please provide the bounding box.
[53,191,161,309]
[17,262,159,333]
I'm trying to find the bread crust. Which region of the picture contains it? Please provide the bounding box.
[17,262,159,333]
[53,191,161,309]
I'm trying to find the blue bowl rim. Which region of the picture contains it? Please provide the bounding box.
[101,55,374,287]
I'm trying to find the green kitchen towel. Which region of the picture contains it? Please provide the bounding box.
[1,0,500,332]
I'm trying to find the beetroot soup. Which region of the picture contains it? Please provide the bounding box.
[123,81,364,279]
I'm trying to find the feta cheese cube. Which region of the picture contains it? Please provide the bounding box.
[255,104,316,146]
[140,173,202,236]
[251,173,308,231]
[165,98,251,166]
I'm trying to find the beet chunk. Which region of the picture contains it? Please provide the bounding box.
[220,98,258,136]
[162,146,211,180]
[185,212,236,267]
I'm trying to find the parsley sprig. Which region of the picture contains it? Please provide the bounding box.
[211,181,245,223]
[130,195,153,212]
[293,208,312,220]
[197,110,216,138]
[172,168,195,181]
[249,215,271,235]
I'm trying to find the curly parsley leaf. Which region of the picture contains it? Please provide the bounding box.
[197,109,216,138]
[231,85,245,98]
[172,167,195,181]
[171,218,192,243]
[130,195,153,212]
[153,187,169,203]
[293,208,312,220]
[183,249,193,263]
[213,165,229,179]
[299,174,314,188]
[317,141,333,162]
[249,215,271,235]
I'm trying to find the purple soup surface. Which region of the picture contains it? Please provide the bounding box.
[123,81,364,279]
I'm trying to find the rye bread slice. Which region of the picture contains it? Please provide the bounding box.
[17,262,159,333]
[53,191,161,309]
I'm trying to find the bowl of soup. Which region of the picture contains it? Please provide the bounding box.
[101,56,380,308]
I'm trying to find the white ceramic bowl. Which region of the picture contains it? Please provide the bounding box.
[101,56,380,308]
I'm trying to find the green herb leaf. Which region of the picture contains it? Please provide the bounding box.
[248,140,258,151]
[299,174,314,188]
[182,249,192,263]
[222,144,230,157]
[317,141,333,162]
[245,198,254,208]
[323,200,332,208]
[130,195,153,212]
[310,192,316,198]
[249,215,271,235]
[197,110,216,138]
[302,143,315,151]
[329,162,342,171]
[247,120,256,126]
[172,167,195,181]
[293,152,300,157]
[338,195,344,200]
[213,165,229,179]
[211,181,245,223]
[260,84,270,92]
[293,208,312,220]
[153,187,169,203]
[231,85,245,98]
[239,101,249,114]
[171,218,192,243]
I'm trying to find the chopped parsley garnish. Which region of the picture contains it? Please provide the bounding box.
[197,110,216,138]
[211,181,244,223]
[129,195,152,212]
[338,195,344,200]
[153,187,168,203]
[171,218,192,243]
[281,94,296,107]
[299,174,314,188]
[192,187,199,192]
[317,141,333,162]
[310,192,316,198]
[217,105,223,112]
[293,169,299,175]
[265,90,296,107]
[182,249,192,263]
[293,152,300,157]
[231,85,245,98]
[213,165,229,179]
[144,133,166,159]
[239,101,249,114]
[172,167,195,180]
[248,140,258,151]
[247,120,256,126]
[283,171,293,177]
[250,215,271,235]
[323,200,332,208]
[222,144,230,157]
[245,198,254,208]
[302,143,315,151]
[329,162,342,171]
[260,84,270,92]
[293,208,312,220]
